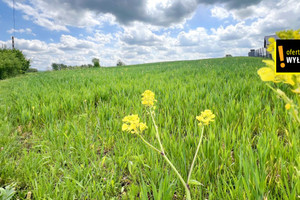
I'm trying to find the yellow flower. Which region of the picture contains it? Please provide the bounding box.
[129,123,138,132]
[196,109,215,126]
[122,123,129,131]
[282,75,295,86]
[258,59,295,85]
[268,37,275,43]
[122,114,148,134]
[285,103,291,110]
[296,75,300,82]
[139,123,148,132]
[141,90,157,107]
[257,67,276,82]
[122,114,139,124]
[292,87,300,94]
[277,29,300,39]
[262,60,275,67]
[267,37,275,52]
[293,30,300,39]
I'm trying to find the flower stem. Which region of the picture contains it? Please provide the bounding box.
[162,154,192,200]
[187,126,204,183]
[149,109,165,153]
[266,84,300,123]
[138,134,161,153]
[149,108,191,200]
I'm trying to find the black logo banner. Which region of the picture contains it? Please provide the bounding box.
[276,39,300,74]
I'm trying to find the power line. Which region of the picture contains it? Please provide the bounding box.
[12,0,15,49]
[13,0,15,36]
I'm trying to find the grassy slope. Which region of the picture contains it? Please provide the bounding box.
[0,57,299,199]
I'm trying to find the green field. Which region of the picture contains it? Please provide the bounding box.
[0,57,299,199]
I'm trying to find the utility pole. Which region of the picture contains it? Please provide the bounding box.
[12,36,15,49]
[12,0,15,49]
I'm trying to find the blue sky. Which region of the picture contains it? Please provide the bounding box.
[0,0,299,70]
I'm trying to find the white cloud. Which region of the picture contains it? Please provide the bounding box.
[7,28,36,36]
[58,35,96,50]
[178,27,215,47]
[120,23,166,46]
[211,6,230,19]
[3,0,198,30]
[0,31,119,70]
[212,22,247,41]
[1,0,300,72]
[14,38,49,52]
[87,32,113,44]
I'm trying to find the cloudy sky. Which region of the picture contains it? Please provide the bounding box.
[0,0,299,70]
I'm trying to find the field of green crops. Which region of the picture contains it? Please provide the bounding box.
[0,57,299,199]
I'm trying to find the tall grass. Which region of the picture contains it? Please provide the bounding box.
[0,57,299,199]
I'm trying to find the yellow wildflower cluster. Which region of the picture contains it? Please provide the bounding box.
[121,90,216,200]
[196,109,215,126]
[141,90,157,107]
[257,29,300,94]
[122,114,147,134]
[257,59,297,86]
[277,29,300,39]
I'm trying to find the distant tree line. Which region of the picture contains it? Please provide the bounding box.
[52,58,101,71]
[0,49,31,80]
[117,59,125,66]
[52,58,126,70]
[92,58,100,68]
[51,63,96,71]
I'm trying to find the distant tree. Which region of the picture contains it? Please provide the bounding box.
[0,49,30,79]
[26,68,38,73]
[92,58,100,67]
[60,64,68,69]
[52,63,59,71]
[14,49,30,72]
[52,62,96,71]
[117,59,125,66]
[52,63,69,70]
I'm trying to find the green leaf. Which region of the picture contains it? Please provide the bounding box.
[0,185,16,200]
[128,161,133,175]
[188,179,204,186]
